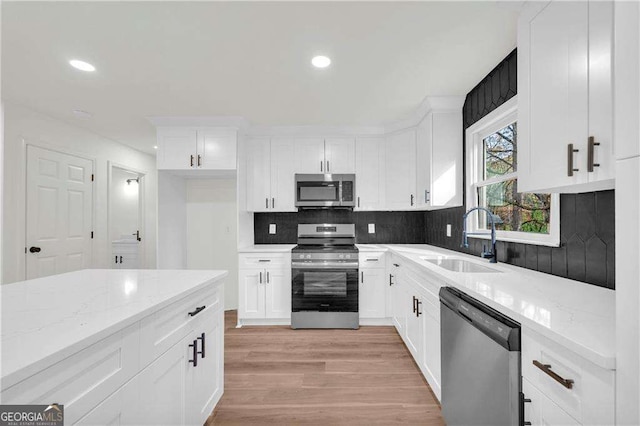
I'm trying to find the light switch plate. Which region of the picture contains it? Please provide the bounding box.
[446,224,452,237]
[269,224,276,234]
[368,223,375,234]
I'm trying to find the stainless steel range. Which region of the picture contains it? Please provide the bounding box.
[291,224,359,329]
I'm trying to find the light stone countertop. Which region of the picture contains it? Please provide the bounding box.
[1,269,227,389]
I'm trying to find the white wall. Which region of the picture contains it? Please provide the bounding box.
[157,171,186,269]
[2,103,157,284]
[110,168,140,242]
[186,178,238,310]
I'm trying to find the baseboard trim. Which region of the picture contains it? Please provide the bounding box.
[236,317,393,327]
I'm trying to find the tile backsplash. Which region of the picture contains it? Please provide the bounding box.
[254,210,426,245]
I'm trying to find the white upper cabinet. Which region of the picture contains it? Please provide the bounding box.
[518,0,614,193]
[196,128,238,170]
[324,138,356,173]
[416,111,463,210]
[294,138,325,173]
[157,127,237,171]
[355,137,385,210]
[270,138,297,211]
[385,129,417,210]
[157,128,198,170]
[246,137,296,212]
[246,137,272,212]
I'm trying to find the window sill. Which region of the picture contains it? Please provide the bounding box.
[468,233,560,248]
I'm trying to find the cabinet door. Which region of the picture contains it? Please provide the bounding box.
[294,138,325,173]
[385,129,417,210]
[324,138,355,173]
[75,376,139,426]
[265,266,292,319]
[519,1,589,192]
[431,112,463,208]
[420,296,441,401]
[137,340,187,426]
[404,290,422,360]
[238,269,266,319]
[359,267,386,319]
[390,267,406,336]
[587,0,614,184]
[196,128,237,170]
[246,138,271,212]
[270,138,297,212]
[186,310,224,426]
[157,128,197,170]
[523,379,580,426]
[355,137,385,210]
[416,115,432,209]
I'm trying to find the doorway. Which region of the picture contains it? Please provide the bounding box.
[25,145,94,279]
[109,164,145,269]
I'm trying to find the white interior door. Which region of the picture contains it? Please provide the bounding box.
[26,146,93,280]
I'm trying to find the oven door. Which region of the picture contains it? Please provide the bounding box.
[291,266,358,312]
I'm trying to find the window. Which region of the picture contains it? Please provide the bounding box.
[466,97,559,246]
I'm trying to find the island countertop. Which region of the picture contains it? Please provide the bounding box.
[1,269,227,389]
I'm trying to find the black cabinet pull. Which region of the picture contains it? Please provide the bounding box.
[588,136,601,172]
[410,194,414,206]
[320,160,323,172]
[197,155,202,167]
[272,198,275,208]
[389,274,394,286]
[190,155,194,167]
[393,263,400,267]
[357,196,360,208]
[267,271,270,283]
[412,296,417,313]
[266,198,269,209]
[197,332,205,358]
[416,299,422,317]
[361,271,364,284]
[29,246,41,253]
[119,256,123,264]
[188,305,206,317]
[259,271,263,283]
[115,255,118,264]
[189,340,198,367]
[567,144,579,176]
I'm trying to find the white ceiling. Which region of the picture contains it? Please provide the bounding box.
[2,1,518,154]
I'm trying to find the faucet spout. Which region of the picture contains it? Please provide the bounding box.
[461,207,498,264]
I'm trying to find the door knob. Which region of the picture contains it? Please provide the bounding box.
[29,247,41,253]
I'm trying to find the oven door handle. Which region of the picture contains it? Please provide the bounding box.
[292,263,359,270]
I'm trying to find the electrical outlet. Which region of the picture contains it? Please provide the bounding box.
[446,224,452,237]
[269,224,276,234]
[368,223,376,234]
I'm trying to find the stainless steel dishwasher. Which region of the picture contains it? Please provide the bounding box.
[439,286,523,426]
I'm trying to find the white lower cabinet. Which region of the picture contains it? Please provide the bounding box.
[358,256,386,319]
[8,284,225,426]
[238,253,292,323]
[75,376,140,426]
[523,378,580,426]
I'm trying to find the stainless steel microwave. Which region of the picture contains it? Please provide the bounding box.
[295,174,355,208]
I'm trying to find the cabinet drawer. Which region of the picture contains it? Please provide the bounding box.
[2,325,140,425]
[522,328,615,425]
[359,252,386,268]
[239,253,290,268]
[139,285,221,368]
[523,378,580,426]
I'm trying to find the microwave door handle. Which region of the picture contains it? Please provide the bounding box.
[338,181,343,206]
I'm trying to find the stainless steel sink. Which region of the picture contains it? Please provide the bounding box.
[421,257,501,273]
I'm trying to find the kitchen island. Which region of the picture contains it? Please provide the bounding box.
[1,269,227,425]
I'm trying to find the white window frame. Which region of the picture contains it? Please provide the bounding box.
[465,96,560,247]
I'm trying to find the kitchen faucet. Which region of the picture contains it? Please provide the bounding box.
[461,207,498,263]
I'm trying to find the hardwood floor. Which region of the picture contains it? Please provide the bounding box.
[207,311,444,425]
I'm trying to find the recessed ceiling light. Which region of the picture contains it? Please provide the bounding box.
[73,110,92,119]
[69,59,96,72]
[153,146,158,150]
[311,56,331,68]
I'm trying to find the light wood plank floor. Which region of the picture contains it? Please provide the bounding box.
[207,311,444,425]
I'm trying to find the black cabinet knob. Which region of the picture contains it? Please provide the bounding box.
[29,246,41,253]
